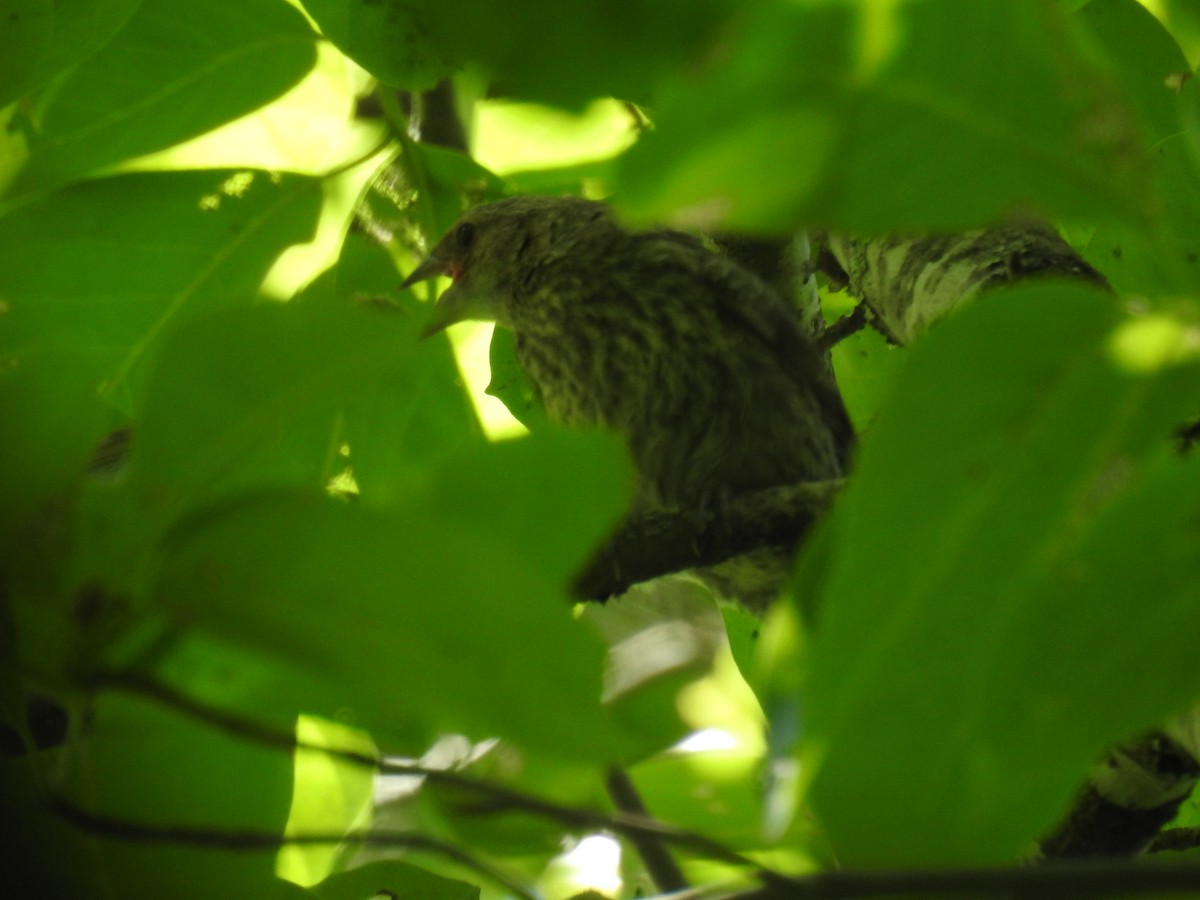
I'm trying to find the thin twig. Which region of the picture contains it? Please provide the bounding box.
[817,304,867,352]
[605,767,689,891]
[88,672,784,881]
[64,675,1200,899]
[48,796,536,900]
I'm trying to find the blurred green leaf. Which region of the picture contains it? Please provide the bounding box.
[1074,0,1200,296]
[0,349,111,548]
[422,429,629,590]
[349,0,735,109]
[134,294,630,755]
[1080,0,1188,139]
[628,748,772,852]
[4,0,316,199]
[620,0,1151,233]
[824,0,1149,231]
[279,717,377,887]
[617,1,853,230]
[0,169,323,412]
[1154,0,1200,63]
[153,481,621,760]
[1,755,111,899]
[0,0,142,107]
[798,283,1200,865]
[486,328,548,431]
[828,323,908,432]
[313,860,479,900]
[502,158,618,198]
[60,691,293,900]
[296,230,484,505]
[121,296,635,759]
[131,301,453,519]
[300,0,452,92]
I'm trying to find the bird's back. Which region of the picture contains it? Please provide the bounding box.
[510,220,851,509]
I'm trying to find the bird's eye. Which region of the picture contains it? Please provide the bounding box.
[456,221,476,249]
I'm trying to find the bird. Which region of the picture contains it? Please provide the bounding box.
[402,195,853,605]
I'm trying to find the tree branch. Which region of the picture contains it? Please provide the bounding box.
[817,304,868,352]
[1038,729,1200,859]
[823,222,1110,345]
[571,480,843,600]
[409,78,469,153]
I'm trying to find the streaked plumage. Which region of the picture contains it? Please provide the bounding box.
[406,195,852,513]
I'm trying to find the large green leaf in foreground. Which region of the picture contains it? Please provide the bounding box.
[798,283,1200,864]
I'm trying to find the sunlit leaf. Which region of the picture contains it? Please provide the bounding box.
[0,169,323,412]
[4,0,316,199]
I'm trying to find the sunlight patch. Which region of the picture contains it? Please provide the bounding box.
[1108,313,1200,372]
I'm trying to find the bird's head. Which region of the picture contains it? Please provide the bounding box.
[402,195,611,337]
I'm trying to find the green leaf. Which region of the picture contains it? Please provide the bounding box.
[0,170,323,412]
[313,860,479,900]
[627,748,773,852]
[620,0,1151,232]
[617,1,854,230]
[1074,0,1200,296]
[295,230,485,505]
[1079,0,1189,138]
[153,482,622,760]
[1,755,111,899]
[279,717,377,887]
[0,349,111,549]
[486,328,549,431]
[1153,0,1200,62]
[5,0,317,199]
[830,0,1153,232]
[131,301,462,519]
[373,0,735,109]
[0,0,142,107]
[131,296,634,757]
[59,691,293,900]
[624,103,838,232]
[798,283,1200,864]
[300,0,453,92]
[422,429,630,590]
[823,0,1148,231]
[828,323,908,432]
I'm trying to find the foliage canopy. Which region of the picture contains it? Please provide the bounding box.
[3,0,1200,897]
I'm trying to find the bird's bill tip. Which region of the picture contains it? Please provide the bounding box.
[400,254,449,290]
[417,292,464,339]
[418,314,451,339]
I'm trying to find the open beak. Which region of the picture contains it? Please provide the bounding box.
[400,253,449,289]
[418,302,461,339]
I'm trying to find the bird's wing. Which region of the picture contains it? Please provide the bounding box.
[642,232,857,463]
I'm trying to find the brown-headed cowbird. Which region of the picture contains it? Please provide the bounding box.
[403,196,853,604]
